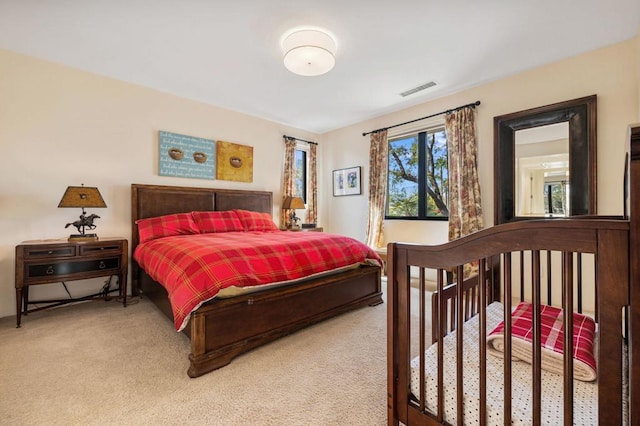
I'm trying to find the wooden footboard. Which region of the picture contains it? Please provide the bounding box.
[388,219,630,425]
[142,265,382,377]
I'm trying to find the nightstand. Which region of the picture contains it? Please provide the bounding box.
[15,237,128,328]
[281,227,324,232]
[301,227,323,232]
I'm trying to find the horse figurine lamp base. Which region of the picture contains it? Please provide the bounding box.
[58,184,106,241]
[65,208,101,241]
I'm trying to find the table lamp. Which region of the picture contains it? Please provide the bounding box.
[282,196,305,229]
[58,184,107,241]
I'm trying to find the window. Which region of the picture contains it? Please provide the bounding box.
[293,147,308,203]
[387,128,448,219]
[543,180,569,216]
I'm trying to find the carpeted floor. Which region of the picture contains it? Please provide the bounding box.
[0,280,426,425]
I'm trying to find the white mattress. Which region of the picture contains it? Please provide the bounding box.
[410,302,607,425]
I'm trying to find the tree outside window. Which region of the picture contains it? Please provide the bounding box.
[543,181,568,216]
[387,128,448,219]
[294,148,307,203]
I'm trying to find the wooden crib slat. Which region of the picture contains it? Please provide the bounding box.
[489,255,496,303]
[449,298,456,333]
[469,286,474,320]
[437,268,445,423]
[478,258,487,426]
[456,264,464,426]
[577,253,583,314]
[465,287,471,320]
[464,288,470,320]
[520,250,525,302]
[562,252,574,426]
[503,253,513,425]
[547,250,552,306]
[532,250,542,426]
[418,268,426,413]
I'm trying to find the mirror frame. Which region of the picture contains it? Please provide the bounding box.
[494,95,597,224]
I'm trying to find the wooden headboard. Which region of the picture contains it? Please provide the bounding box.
[130,183,273,293]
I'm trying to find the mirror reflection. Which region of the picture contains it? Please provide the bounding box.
[515,122,569,217]
[493,95,596,224]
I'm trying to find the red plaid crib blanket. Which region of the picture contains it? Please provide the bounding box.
[487,301,597,381]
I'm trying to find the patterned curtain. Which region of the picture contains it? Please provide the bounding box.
[445,106,483,278]
[281,136,297,228]
[366,129,388,248]
[305,143,318,224]
[445,106,484,241]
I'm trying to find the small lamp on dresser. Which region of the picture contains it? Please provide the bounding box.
[282,196,305,229]
[58,184,107,241]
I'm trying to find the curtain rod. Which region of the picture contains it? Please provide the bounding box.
[361,100,481,137]
[283,135,318,145]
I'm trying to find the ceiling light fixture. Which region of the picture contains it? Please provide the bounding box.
[281,28,336,77]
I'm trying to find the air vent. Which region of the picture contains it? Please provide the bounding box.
[400,81,437,97]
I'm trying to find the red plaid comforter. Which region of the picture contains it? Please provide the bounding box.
[134,231,382,331]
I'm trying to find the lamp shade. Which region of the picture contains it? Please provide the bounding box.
[282,29,336,76]
[282,196,305,210]
[58,185,107,208]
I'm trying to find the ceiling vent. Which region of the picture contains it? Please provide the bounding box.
[400,81,437,97]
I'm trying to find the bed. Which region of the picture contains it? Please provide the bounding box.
[387,124,639,425]
[131,184,382,378]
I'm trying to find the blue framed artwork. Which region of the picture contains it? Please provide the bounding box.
[158,131,216,179]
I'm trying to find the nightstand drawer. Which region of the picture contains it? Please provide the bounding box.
[79,243,123,255]
[27,257,121,279]
[303,227,323,232]
[23,246,76,259]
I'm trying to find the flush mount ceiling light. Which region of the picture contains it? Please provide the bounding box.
[281,28,336,76]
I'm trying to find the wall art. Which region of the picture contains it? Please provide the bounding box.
[333,166,362,196]
[158,130,216,180]
[216,141,254,182]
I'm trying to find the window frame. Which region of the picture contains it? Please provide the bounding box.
[293,143,309,204]
[385,127,449,221]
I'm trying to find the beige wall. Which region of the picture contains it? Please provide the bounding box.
[0,49,322,319]
[323,37,639,246]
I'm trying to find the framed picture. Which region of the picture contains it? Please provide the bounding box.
[216,140,254,182]
[333,166,362,196]
[158,130,216,180]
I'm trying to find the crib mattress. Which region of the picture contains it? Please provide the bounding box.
[410,302,606,425]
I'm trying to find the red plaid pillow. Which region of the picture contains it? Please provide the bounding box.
[136,213,199,243]
[192,210,244,233]
[234,209,279,232]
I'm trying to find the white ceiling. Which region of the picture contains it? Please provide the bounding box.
[1,1,638,134]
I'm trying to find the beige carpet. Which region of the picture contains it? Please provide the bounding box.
[0,280,427,425]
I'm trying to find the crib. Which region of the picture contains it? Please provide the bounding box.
[387,124,639,425]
